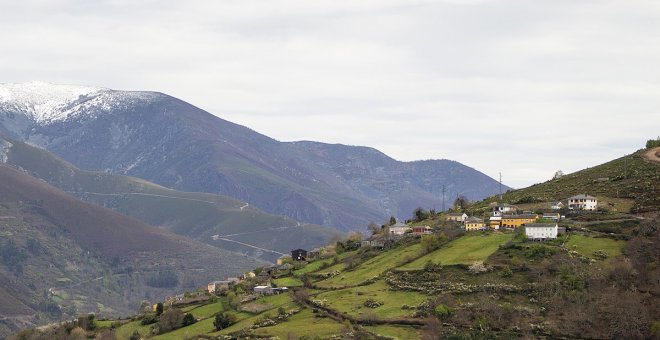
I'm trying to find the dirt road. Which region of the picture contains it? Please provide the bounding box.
[643,146,660,163]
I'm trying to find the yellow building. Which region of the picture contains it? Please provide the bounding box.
[465,217,485,231]
[500,214,538,229]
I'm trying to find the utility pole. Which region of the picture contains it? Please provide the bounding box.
[441,185,446,212]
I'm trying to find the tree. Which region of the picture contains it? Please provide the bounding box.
[214,312,236,331]
[453,196,468,212]
[182,313,196,326]
[155,302,164,316]
[389,216,397,226]
[157,308,184,333]
[367,221,380,235]
[552,170,565,180]
[413,207,429,222]
[421,235,440,253]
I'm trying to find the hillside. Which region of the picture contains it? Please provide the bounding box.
[13,148,658,339]
[0,82,507,230]
[20,210,657,339]
[0,165,264,338]
[0,135,340,262]
[467,148,659,214]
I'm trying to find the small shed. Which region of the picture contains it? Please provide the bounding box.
[291,249,308,261]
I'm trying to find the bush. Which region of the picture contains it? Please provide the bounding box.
[434,304,454,319]
[646,138,660,149]
[363,298,383,308]
[500,265,513,278]
[182,313,196,326]
[214,312,236,331]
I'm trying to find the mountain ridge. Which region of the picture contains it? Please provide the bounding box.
[0,82,508,230]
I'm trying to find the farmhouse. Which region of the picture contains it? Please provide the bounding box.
[567,194,598,211]
[525,223,558,240]
[551,201,564,210]
[492,203,517,216]
[207,279,238,293]
[253,285,274,295]
[291,249,308,261]
[500,214,538,229]
[489,216,502,229]
[361,239,385,248]
[446,213,468,222]
[389,224,411,236]
[464,217,486,231]
[542,212,561,221]
[412,225,433,235]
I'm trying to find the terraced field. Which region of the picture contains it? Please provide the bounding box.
[400,232,515,269]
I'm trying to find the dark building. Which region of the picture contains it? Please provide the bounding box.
[291,249,308,261]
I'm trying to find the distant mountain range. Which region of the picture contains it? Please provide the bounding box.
[0,82,508,230]
[0,163,264,337]
[0,134,339,262]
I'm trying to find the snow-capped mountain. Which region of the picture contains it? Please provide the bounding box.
[0,82,507,230]
[0,81,159,124]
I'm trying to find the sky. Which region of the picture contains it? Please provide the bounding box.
[1,0,659,188]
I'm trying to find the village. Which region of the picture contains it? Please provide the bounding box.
[178,194,599,312]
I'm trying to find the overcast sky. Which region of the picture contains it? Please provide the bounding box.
[1,0,658,188]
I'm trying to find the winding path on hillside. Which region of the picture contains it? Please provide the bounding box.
[212,237,287,256]
[71,191,220,204]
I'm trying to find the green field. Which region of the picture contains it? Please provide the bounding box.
[315,280,427,319]
[188,300,225,318]
[252,309,343,338]
[365,324,422,339]
[316,243,424,287]
[400,233,515,269]
[273,276,303,287]
[114,320,152,340]
[152,317,216,340]
[565,234,626,260]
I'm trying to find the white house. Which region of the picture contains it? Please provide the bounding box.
[551,201,564,210]
[492,203,516,216]
[446,213,468,222]
[388,225,411,236]
[525,223,558,240]
[567,194,597,211]
[254,285,274,295]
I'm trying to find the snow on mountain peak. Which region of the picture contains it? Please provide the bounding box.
[0,82,105,123]
[0,82,162,124]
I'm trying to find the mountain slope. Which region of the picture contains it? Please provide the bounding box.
[0,164,264,337]
[0,82,507,230]
[0,135,340,262]
[470,148,660,213]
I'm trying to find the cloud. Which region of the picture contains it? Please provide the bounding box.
[1,0,658,188]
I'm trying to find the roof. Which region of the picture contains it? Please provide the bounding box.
[391,222,408,227]
[465,217,483,222]
[568,194,596,200]
[447,213,466,216]
[291,248,307,253]
[502,214,537,219]
[254,285,271,289]
[525,223,558,228]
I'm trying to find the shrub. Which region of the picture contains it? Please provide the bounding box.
[500,265,513,278]
[182,313,196,326]
[363,298,383,308]
[214,312,236,331]
[593,250,609,260]
[434,304,454,319]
